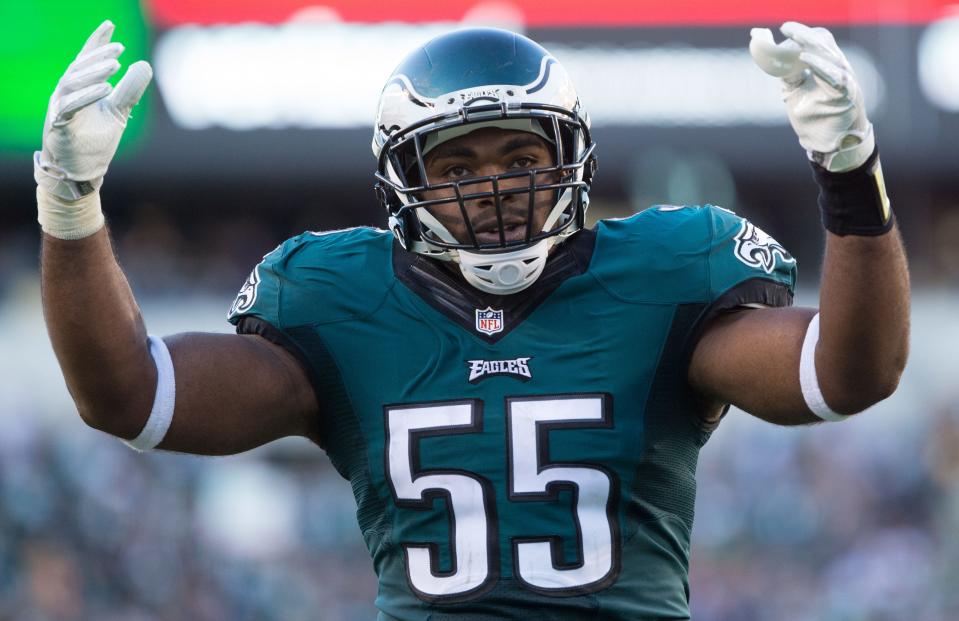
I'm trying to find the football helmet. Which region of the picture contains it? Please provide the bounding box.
[373,28,596,295]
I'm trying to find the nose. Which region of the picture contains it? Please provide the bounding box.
[460,169,501,212]
[462,166,530,209]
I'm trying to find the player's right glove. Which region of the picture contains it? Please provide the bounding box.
[749,22,874,173]
[35,20,152,240]
[751,22,893,236]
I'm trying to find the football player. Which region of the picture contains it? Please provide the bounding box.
[38,21,909,620]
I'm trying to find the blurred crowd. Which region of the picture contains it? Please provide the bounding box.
[0,424,377,621]
[691,399,959,621]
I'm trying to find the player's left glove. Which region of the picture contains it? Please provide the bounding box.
[750,22,874,173]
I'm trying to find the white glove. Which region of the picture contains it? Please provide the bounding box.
[750,22,874,173]
[36,20,152,239]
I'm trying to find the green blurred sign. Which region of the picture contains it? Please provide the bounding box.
[0,0,150,156]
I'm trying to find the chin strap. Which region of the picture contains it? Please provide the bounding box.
[458,240,550,295]
[407,185,580,295]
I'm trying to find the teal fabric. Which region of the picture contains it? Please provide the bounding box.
[228,206,796,620]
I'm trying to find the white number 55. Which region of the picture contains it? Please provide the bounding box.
[386,394,619,602]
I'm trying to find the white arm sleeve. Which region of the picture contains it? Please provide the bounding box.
[123,335,176,451]
[799,313,850,422]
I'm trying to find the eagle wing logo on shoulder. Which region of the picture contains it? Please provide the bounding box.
[229,265,261,318]
[732,220,795,274]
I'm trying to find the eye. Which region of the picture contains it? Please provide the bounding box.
[443,165,471,179]
[510,156,537,170]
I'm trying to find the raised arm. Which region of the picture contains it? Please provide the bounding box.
[42,230,320,454]
[38,22,319,454]
[688,23,909,424]
[689,228,908,424]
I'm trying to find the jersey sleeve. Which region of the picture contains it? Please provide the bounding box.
[703,204,797,311]
[227,241,287,328]
[225,238,316,397]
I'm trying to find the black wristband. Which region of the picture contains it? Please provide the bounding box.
[810,146,894,236]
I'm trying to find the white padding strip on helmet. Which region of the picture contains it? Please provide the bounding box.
[422,118,554,156]
[123,335,176,452]
[416,209,460,246]
[799,313,849,422]
[542,187,573,232]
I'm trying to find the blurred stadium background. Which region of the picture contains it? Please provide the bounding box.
[2,1,959,619]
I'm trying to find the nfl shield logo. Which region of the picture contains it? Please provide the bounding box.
[475,307,504,336]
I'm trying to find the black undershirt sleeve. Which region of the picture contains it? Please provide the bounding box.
[681,277,795,429]
[235,315,313,377]
[235,315,328,444]
[689,277,795,352]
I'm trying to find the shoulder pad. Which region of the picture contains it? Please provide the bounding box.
[590,206,711,303]
[705,205,796,302]
[589,205,796,305]
[227,227,394,328]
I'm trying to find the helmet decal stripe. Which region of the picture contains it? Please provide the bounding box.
[525,58,557,95]
[384,76,432,109]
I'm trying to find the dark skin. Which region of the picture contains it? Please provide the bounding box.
[691,229,910,423]
[41,128,909,453]
[42,228,320,454]
[419,128,558,246]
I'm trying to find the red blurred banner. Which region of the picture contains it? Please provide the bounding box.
[147,0,958,27]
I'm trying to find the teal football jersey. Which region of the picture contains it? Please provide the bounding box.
[228,205,796,620]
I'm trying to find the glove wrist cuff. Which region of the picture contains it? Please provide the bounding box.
[34,152,102,200]
[807,125,875,173]
[36,185,105,240]
[811,145,894,237]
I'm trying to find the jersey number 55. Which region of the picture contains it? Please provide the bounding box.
[386,394,620,602]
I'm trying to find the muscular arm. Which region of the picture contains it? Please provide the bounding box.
[42,227,320,454]
[689,226,909,424]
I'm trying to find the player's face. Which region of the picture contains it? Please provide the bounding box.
[420,128,558,246]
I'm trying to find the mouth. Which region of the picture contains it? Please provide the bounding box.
[473,221,529,245]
